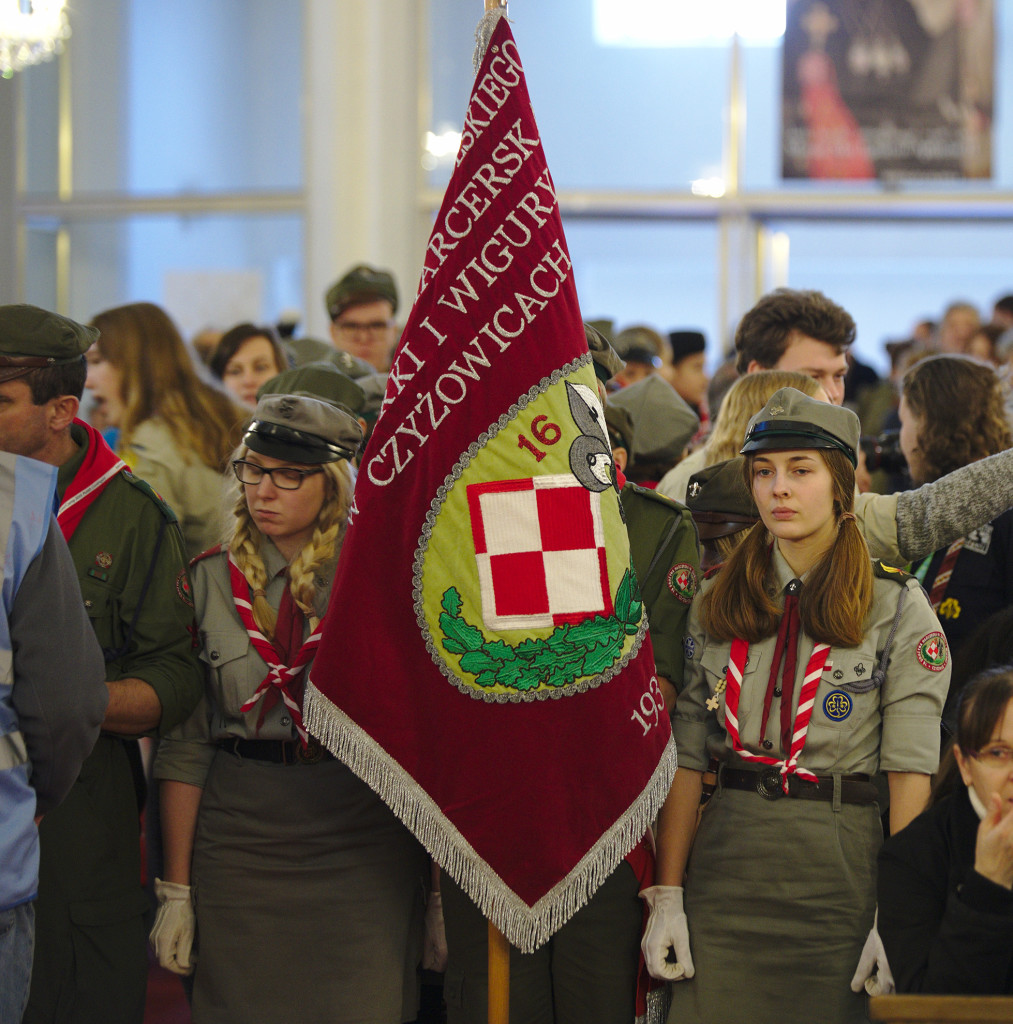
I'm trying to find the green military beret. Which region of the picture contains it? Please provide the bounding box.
[243,394,364,464]
[585,323,624,384]
[257,361,365,415]
[608,376,699,465]
[686,457,759,541]
[355,372,386,425]
[325,264,398,321]
[284,336,376,378]
[0,304,98,384]
[741,387,859,467]
[613,325,665,369]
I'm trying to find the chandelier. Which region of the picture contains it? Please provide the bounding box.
[0,1,70,79]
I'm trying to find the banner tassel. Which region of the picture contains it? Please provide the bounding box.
[473,5,509,71]
[304,680,677,954]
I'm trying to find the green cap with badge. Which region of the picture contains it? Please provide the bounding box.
[325,264,398,321]
[686,457,759,541]
[741,387,859,468]
[256,362,365,415]
[0,304,98,384]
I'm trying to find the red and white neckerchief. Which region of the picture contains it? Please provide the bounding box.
[228,551,321,747]
[58,420,127,540]
[722,634,831,793]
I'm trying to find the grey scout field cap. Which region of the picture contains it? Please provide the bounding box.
[244,394,364,464]
[741,387,859,468]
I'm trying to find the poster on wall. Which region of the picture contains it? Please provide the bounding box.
[782,0,994,181]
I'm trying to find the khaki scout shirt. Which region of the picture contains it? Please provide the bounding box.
[155,540,336,788]
[123,418,228,562]
[855,489,902,564]
[674,545,949,778]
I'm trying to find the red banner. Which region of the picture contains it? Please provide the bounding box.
[305,14,675,951]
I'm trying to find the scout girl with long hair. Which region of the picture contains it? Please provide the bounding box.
[150,377,426,1023]
[86,301,245,558]
[643,388,950,1024]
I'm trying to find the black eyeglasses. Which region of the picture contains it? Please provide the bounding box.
[232,460,323,491]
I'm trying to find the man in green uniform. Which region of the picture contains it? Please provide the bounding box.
[0,304,203,1024]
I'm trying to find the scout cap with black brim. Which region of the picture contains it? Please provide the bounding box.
[243,394,363,464]
[740,386,859,468]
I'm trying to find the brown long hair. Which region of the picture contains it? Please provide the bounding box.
[902,354,1011,482]
[701,448,873,647]
[90,302,245,471]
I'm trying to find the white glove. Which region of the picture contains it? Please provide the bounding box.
[850,910,895,996]
[422,890,448,972]
[150,878,196,976]
[640,885,695,981]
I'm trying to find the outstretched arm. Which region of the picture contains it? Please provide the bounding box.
[895,448,1013,562]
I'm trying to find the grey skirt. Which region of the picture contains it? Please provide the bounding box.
[666,784,881,1024]
[191,748,427,1024]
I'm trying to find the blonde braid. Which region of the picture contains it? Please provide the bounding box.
[228,472,278,638]
[287,461,352,621]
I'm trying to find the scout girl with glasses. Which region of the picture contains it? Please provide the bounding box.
[150,378,428,1023]
[876,667,1013,995]
[643,388,950,1024]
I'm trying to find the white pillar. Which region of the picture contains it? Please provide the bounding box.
[303,0,431,340]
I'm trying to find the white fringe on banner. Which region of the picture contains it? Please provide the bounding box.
[637,986,672,1024]
[473,5,509,72]
[304,679,678,954]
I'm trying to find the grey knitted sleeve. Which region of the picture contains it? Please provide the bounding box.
[895,447,1013,562]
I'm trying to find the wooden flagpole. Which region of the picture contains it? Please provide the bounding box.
[485,5,511,1019]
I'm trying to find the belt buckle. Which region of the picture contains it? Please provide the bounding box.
[755,767,784,800]
[297,737,324,765]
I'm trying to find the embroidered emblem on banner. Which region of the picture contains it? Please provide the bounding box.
[823,690,852,721]
[418,364,645,701]
[964,524,993,556]
[916,631,949,672]
[938,597,961,620]
[667,563,697,604]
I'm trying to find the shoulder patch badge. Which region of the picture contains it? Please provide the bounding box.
[916,631,949,672]
[176,569,194,608]
[667,563,697,604]
[683,635,696,661]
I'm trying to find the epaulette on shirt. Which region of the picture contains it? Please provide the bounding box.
[873,559,915,584]
[120,468,180,524]
[189,543,224,569]
[624,480,691,515]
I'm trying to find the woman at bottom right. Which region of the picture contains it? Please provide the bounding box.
[877,668,1013,994]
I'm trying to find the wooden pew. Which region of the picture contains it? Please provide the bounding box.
[869,995,1013,1023]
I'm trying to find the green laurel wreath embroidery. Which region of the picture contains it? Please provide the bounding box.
[438,568,642,691]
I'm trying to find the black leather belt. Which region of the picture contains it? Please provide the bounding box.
[721,766,877,804]
[217,737,333,765]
